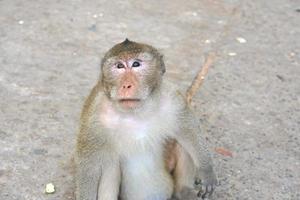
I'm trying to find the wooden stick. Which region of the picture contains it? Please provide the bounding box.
[185,52,216,105]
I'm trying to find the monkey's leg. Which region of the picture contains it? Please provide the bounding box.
[172,139,216,199]
[172,143,195,198]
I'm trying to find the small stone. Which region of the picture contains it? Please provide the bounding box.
[255,157,263,160]
[88,24,97,32]
[228,52,237,56]
[276,75,285,82]
[236,37,247,43]
[18,20,24,25]
[289,52,295,57]
[192,12,198,16]
[204,40,211,44]
[244,120,251,125]
[33,148,48,155]
[93,14,98,18]
[45,183,55,194]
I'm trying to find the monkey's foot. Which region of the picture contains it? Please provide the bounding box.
[172,187,201,200]
[193,166,218,199]
[194,178,216,199]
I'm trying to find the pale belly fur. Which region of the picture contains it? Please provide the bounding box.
[120,148,173,200]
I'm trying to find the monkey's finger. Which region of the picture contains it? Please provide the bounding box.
[194,178,202,186]
[206,185,214,197]
[207,185,214,197]
[197,186,205,198]
[201,186,208,199]
[199,185,214,199]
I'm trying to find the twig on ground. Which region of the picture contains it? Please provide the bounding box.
[185,52,216,105]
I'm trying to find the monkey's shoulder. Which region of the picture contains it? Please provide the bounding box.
[79,83,106,126]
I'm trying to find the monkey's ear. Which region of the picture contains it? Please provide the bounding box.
[160,55,166,74]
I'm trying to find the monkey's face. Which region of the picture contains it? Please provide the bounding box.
[101,51,164,110]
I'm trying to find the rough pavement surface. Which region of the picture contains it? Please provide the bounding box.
[0,0,299,199]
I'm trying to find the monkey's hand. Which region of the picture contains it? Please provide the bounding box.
[194,166,218,199]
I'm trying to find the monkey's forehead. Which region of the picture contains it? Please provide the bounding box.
[105,47,158,59]
[103,39,161,60]
[109,44,146,55]
[111,39,155,53]
[103,51,154,64]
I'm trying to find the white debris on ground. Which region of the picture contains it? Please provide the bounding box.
[45,183,55,194]
[236,37,247,43]
[228,52,237,56]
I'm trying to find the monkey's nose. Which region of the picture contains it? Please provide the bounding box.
[123,85,132,89]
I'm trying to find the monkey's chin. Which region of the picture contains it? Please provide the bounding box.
[118,99,141,110]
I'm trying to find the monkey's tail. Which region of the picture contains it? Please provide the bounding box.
[185,52,216,106]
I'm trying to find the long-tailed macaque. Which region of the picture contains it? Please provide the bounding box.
[75,39,217,200]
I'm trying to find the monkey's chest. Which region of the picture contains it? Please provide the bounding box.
[104,115,173,149]
[99,106,178,154]
[115,121,165,154]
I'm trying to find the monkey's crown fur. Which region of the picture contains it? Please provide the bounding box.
[103,39,159,59]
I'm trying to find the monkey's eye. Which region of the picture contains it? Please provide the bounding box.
[116,63,125,69]
[132,61,141,67]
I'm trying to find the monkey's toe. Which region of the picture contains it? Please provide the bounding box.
[194,178,202,186]
[197,185,214,199]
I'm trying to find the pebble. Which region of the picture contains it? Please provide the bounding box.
[18,20,24,25]
[236,37,247,43]
[33,148,48,155]
[228,52,237,56]
[192,12,198,16]
[88,24,97,32]
[45,183,55,194]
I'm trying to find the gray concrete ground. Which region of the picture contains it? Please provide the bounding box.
[0,0,299,199]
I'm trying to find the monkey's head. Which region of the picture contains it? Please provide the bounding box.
[100,39,166,110]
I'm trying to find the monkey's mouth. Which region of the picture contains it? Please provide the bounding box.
[118,99,141,108]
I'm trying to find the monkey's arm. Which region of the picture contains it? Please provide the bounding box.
[75,151,102,200]
[175,107,217,198]
[75,128,121,200]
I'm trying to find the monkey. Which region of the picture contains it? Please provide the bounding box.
[75,39,217,200]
